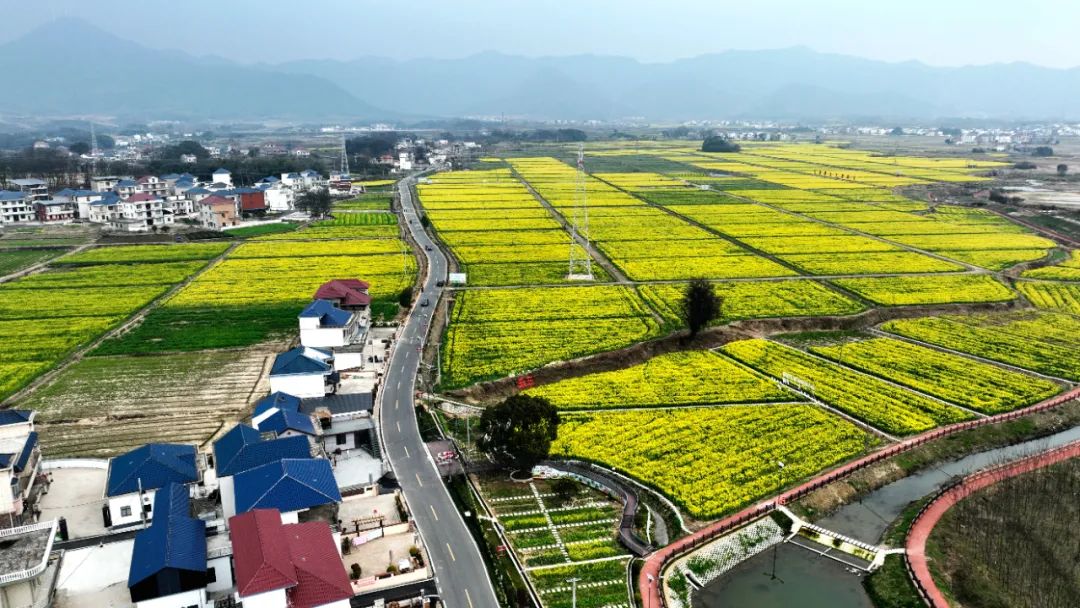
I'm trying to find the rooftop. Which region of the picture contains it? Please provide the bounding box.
[0,520,56,581]
[128,484,206,588]
[270,347,333,377]
[106,443,197,497]
[233,458,341,515]
[213,424,311,477]
[314,279,371,307]
[299,299,353,328]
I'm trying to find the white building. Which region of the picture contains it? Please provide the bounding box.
[109,193,173,232]
[0,411,42,526]
[298,300,362,348]
[212,168,232,187]
[268,347,337,399]
[104,444,199,529]
[0,191,33,225]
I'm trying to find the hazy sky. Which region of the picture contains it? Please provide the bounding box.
[4,0,1077,68]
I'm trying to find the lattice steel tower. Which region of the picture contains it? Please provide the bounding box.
[340,135,350,176]
[567,144,593,280]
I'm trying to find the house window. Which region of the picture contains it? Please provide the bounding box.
[206,567,217,584]
[336,434,346,445]
[143,503,152,514]
[120,506,132,518]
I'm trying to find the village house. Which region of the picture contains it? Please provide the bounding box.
[314,279,371,312]
[234,187,267,215]
[197,195,239,230]
[90,175,127,192]
[0,191,34,224]
[127,484,210,608]
[9,178,48,201]
[135,175,169,197]
[251,393,319,443]
[33,200,76,223]
[104,443,199,528]
[211,424,312,521]
[0,411,43,528]
[299,300,363,349]
[232,458,341,523]
[114,178,138,198]
[110,192,172,232]
[53,188,104,219]
[268,347,338,399]
[179,153,198,164]
[255,177,295,211]
[86,192,122,224]
[211,168,232,188]
[229,509,352,608]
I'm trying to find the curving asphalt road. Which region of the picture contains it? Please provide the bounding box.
[378,176,499,608]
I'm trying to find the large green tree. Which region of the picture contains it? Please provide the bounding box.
[681,278,721,337]
[477,395,560,471]
[701,136,741,153]
[295,188,332,217]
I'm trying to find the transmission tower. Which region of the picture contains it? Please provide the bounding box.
[340,135,350,177]
[567,144,593,280]
[89,122,99,178]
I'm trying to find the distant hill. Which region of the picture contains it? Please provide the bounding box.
[4,19,1080,123]
[0,19,390,121]
[279,48,1080,122]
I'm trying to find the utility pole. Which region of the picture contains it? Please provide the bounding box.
[568,577,581,608]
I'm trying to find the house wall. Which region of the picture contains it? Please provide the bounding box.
[268,374,326,399]
[0,580,34,608]
[322,431,360,453]
[299,327,347,348]
[280,510,299,525]
[220,476,236,520]
[206,555,234,595]
[333,351,365,371]
[108,489,156,528]
[135,587,207,608]
[239,588,287,608]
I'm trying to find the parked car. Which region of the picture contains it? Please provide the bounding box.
[420,298,430,307]
[436,280,445,287]
[425,245,433,251]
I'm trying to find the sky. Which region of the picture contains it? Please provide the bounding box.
[3,0,1077,68]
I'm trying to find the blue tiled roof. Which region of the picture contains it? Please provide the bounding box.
[298,300,352,328]
[259,176,280,183]
[128,483,206,587]
[234,458,341,514]
[187,187,210,195]
[269,348,332,377]
[213,168,230,174]
[161,173,182,180]
[116,179,137,187]
[0,191,25,201]
[253,392,302,419]
[0,410,32,426]
[107,444,198,497]
[0,454,13,469]
[90,192,121,206]
[260,409,316,437]
[14,432,37,473]
[213,425,310,477]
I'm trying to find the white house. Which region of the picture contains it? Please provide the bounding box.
[298,300,362,348]
[212,168,232,187]
[104,443,199,528]
[211,424,312,521]
[109,193,173,232]
[268,347,337,399]
[256,180,295,212]
[0,410,43,526]
[0,191,33,224]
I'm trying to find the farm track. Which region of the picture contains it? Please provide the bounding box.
[0,242,239,408]
[0,243,92,284]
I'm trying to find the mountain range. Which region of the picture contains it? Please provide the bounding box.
[3,18,1080,123]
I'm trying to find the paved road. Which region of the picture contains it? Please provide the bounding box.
[378,176,499,608]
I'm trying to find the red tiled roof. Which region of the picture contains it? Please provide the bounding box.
[229,510,298,597]
[285,522,353,608]
[314,279,371,307]
[127,192,158,202]
[200,195,234,207]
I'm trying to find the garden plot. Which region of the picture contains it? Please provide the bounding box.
[19,348,275,457]
[481,476,631,608]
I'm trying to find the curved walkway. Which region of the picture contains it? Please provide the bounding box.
[905,439,1080,607]
[638,384,1080,607]
[541,460,652,556]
